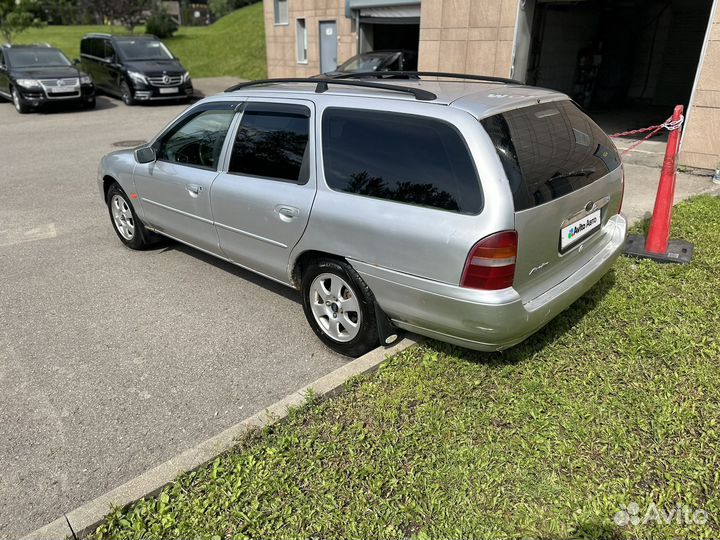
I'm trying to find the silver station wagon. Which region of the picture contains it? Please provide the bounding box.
[98,73,627,357]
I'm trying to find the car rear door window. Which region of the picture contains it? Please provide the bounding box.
[157,109,235,170]
[322,108,482,214]
[481,100,621,211]
[228,103,311,183]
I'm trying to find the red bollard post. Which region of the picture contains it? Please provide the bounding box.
[623,104,694,264]
[645,105,683,254]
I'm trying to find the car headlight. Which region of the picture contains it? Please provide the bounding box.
[16,79,41,89]
[127,71,148,86]
[182,72,191,83]
[80,75,93,85]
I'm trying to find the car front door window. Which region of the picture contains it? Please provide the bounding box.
[158,109,235,171]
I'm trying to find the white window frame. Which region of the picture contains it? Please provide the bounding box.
[274,0,288,25]
[296,18,308,63]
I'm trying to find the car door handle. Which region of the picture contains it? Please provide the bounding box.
[275,205,300,221]
[186,184,202,196]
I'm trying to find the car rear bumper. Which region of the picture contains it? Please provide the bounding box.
[351,214,627,352]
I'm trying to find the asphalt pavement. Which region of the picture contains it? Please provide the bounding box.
[0,82,345,538]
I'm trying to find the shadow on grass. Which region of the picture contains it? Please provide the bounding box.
[522,522,627,540]
[427,268,618,368]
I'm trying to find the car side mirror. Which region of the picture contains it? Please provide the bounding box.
[73,58,80,66]
[135,146,156,164]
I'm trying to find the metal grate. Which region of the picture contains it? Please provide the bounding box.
[147,75,183,87]
[39,78,80,87]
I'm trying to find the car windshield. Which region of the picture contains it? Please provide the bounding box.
[7,49,71,68]
[337,53,395,72]
[115,40,173,61]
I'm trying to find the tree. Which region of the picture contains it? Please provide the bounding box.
[0,1,45,44]
[145,5,177,38]
[91,0,150,32]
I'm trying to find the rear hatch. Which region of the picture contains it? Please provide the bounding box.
[481,100,623,300]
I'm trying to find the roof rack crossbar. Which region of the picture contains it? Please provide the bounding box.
[331,71,523,85]
[225,78,437,101]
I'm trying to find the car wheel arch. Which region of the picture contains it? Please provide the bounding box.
[291,250,402,346]
[291,250,346,289]
[103,175,119,200]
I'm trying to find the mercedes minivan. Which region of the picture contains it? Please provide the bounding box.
[80,34,192,105]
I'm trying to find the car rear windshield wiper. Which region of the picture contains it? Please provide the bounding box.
[550,168,596,181]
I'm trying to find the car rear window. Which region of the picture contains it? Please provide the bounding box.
[322,108,482,214]
[481,100,620,211]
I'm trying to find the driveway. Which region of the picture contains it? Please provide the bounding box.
[0,86,345,538]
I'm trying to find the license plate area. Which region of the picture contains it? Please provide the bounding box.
[48,86,78,93]
[159,87,179,94]
[560,209,601,252]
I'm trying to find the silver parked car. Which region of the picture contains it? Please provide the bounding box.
[98,73,627,357]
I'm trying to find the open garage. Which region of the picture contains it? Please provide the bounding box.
[515,0,714,133]
[357,4,420,55]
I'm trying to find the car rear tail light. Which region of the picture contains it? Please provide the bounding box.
[460,231,518,290]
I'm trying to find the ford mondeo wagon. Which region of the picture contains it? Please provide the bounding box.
[98,73,627,357]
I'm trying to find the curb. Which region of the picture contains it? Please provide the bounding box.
[24,336,420,540]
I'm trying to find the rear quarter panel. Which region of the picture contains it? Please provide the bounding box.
[290,95,515,286]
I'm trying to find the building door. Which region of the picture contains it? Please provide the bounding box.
[319,21,338,73]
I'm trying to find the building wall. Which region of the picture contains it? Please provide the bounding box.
[263,0,519,78]
[263,0,356,78]
[680,1,720,170]
[262,0,716,170]
[417,0,517,76]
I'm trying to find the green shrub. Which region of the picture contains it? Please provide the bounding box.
[145,8,177,38]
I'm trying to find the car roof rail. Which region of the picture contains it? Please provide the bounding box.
[225,77,437,101]
[83,32,111,38]
[331,71,523,85]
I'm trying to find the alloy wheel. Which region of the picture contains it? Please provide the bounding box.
[308,273,362,342]
[110,194,135,240]
[12,88,21,112]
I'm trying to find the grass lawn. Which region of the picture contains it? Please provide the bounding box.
[94,196,720,539]
[13,3,266,79]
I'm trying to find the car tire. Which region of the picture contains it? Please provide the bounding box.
[106,183,157,249]
[11,87,30,114]
[301,258,379,357]
[120,81,135,106]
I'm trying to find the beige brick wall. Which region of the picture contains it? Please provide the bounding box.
[680,3,720,170]
[263,0,356,78]
[418,0,517,77]
[264,0,519,79]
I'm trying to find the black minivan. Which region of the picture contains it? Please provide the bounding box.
[80,33,193,105]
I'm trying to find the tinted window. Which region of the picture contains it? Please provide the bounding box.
[158,109,235,169]
[84,38,102,58]
[115,39,173,61]
[6,48,71,68]
[481,100,621,211]
[322,109,482,214]
[103,41,116,60]
[229,103,310,182]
